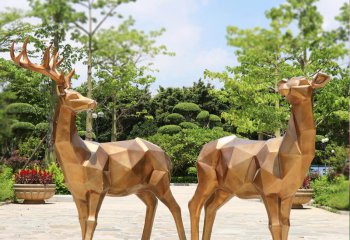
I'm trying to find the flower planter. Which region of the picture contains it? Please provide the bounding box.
[292,188,314,209]
[14,184,56,204]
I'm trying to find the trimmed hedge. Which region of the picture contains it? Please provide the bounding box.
[179,122,198,129]
[6,103,36,115]
[157,125,182,135]
[171,176,197,183]
[212,126,224,131]
[196,110,209,122]
[173,102,201,119]
[35,122,49,136]
[209,114,222,127]
[187,166,197,176]
[11,121,35,134]
[165,113,185,124]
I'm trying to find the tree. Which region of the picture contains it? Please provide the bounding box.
[70,0,135,139]
[92,17,172,141]
[205,0,348,140]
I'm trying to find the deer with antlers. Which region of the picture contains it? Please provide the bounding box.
[11,38,186,240]
[188,73,330,240]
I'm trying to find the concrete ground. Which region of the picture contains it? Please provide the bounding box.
[0,186,348,240]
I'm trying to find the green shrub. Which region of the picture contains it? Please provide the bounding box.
[165,113,185,124]
[0,165,14,201]
[196,110,210,126]
[18,136,45,160]
[171,176,197,183]
[148,128,231,175]
[157,125,182,135]
[35,122,49,136]
[312,175,349,210]
[48,162,70,195]
[173,102,201,120]
[129,119,158,139]
[78,131,96,140]
[6,103,36,115]
[187,166,197,176]
[212,126,224,131]
[11,122,35,134]
[179,122,198,129]
[324,144,348,173]
[209,114,222,128]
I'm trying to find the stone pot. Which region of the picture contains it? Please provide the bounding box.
[14,184,56,204]
[292,188,314,209]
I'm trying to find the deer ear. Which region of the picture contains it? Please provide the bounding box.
[56,85,66,96]
[277,79,289,96]
[311,72,330,89]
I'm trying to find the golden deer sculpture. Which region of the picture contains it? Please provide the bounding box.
[11,38,186,240]
[188,73,330,240]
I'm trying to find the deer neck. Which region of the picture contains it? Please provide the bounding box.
[279,99,316,166]
[53,102,89,164]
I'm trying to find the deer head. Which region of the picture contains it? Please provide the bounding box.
[10,38,96,113]
[277,72,330,104]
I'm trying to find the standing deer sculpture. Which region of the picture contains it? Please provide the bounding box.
[189,73,330,240]
[11,38,186,240]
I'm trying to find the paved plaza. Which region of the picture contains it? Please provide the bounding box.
[0,186,348,240]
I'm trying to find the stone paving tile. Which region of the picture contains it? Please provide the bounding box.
[0,186,348,239]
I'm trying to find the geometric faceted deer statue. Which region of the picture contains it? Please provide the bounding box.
[189,73,330,240]
[11,38,186,240]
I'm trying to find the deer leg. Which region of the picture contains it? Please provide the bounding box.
[137,191,158,240]
[188,165,217,240]
[85,191,106,240]
[202,190,232,240]
[262,195,282,240]
[152,174,186,240]
[280,197,293,240]
[73,197,88,240]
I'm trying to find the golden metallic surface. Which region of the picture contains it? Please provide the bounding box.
[188,73,330,240]
[11,39,186,240]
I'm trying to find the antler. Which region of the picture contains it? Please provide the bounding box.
[10,37,74,88]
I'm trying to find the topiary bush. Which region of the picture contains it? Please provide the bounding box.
[0,165,14,201]
[157,125,182,135]
[35,122,49,136]
[209,114,222,128]
[212,126,224,131]
[179,122,198,129]
[11,122,35,135]
[196,110,210,126]
[5,103,36,115]
[148,128,231,175]
[165,113,185,124]
[173,102,201,120]
[187,166,197,176]
[128,119,158,139]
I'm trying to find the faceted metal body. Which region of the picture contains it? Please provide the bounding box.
[188,73,330,240]
[11,39,186,240]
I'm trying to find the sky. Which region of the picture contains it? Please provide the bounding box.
[1,0,347,92]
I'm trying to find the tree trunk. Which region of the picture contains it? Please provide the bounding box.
[85,2,93,140]
[258,132,264,140]
[45,31,59,164]
[111,96,117,142]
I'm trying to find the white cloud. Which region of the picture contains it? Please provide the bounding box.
[195,48,235,71]
[317,0,347,30]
